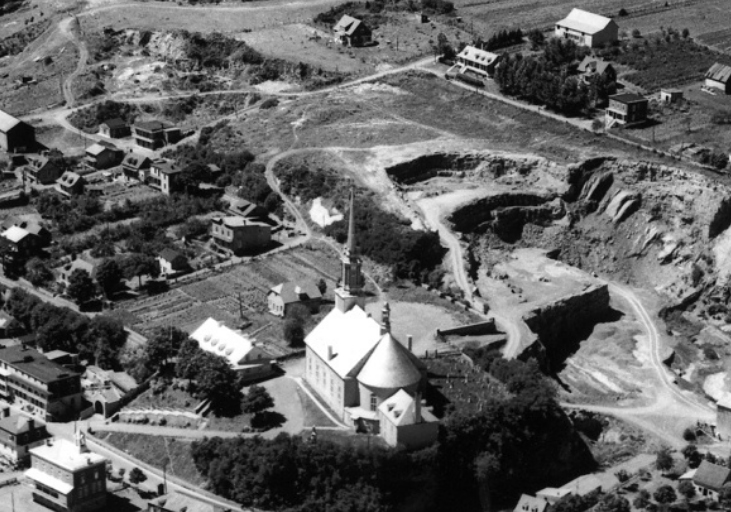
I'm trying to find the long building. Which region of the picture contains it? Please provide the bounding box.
[555,8,618,48]
[0,345,83,421]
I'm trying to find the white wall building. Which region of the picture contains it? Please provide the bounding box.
[555,9,618,47]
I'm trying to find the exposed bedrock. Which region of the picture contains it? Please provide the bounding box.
[709,197,731,239]
[522,284,614,372]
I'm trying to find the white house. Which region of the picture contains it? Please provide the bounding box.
[555,9,618,47]
[190,318,275,382]
[456,45,500,77]
[705,63,731,94]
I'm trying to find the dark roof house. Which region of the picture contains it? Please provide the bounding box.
[693,461,731,492]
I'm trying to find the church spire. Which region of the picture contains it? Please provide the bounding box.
[346,188,356,256]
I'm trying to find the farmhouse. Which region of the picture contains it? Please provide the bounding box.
[268,281,322,317]
[1,225,41,261]
[555,8,618,48]
[0,109,35,153]
[157,248,189,276]
[84,143,122,170]
[456,46,500,78]
[24,156,62,185]
[606,93,648,127]
[211,216,271,256]
[705,63,731,94]
[121,152,151,180]
[147,159,185,195]
[56,171,86,196]
[333,15,372,47]
[132,120,182,150]
[304,191,438,449]
[0,408,50,467]
[98,118,130,139]
[577,56,616,83]
[190,318,275,382]
[692,461,731,500]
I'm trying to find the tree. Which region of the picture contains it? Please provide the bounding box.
[145,326,188,371]
[678,480,695,499]
[681,444,703,468]
[316,278,327,296]
[721,483,731,506]
[128,467,147,485]
[528,29,545,50]
[596,494,630,512]
[25,258,53,287]
[242,385,274,414]
[196,353,242,416]
[656,447,674,472]
[654,485,677,505]
[682,28,690,38]
[634,490,651,510]
[66,268,96,304]
[283,317,305,347]
[86,316,128,369]
[95,258,123,298]
[175,337,201,380]
[437,33,456,61]
[120,253,160,288]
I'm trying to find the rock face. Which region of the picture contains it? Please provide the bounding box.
[604,190,641,224]
[522,284,611,370]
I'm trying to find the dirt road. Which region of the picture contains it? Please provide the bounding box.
[59,16,88,108]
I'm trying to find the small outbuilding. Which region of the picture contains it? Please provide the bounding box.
[660,88,683,103]
[98,118,130,139]
[705,63,731,94]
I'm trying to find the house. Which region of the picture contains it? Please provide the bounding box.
[0,407,50,467]
[558,474,602,496]
[555,9,619,47]
[56,171,86,196]
[606,93,648,127]
[0,311,22,338]
[692,461,731,500]
[304,191,438,449]
[705,63,731,94]
[147,159,185,195]
[25,156,62,185]
[333,15,372,47]
[211,216,271,256]
[660,88,683,103]
[98,118,130,139]
[577,56,616,83]
[456,46,500,77]
[157,248,189,276]
[536,488,572,504]
[0,344,83,421]
[0,217,51,248]
[268,282,322,317]
[0,109,35,153]
[149,491,231,512]
[1,225,40,258]
[84,143,123,170]
[190,318,275,382]
[514,494,550,512]
[26,433,107,512]
[132,120,181,150]
[82,366,138,418]
[57,257,99,287]
[121,152,151,180]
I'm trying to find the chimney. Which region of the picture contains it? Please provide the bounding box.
[327,346,333,361]
[414,392,422,422]
[407,335,413,352]
[380,302,390,335]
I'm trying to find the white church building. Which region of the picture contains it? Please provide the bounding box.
[304,190,439,449]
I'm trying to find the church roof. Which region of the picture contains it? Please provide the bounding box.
[305,306,382,378]
[357,333,423,390]
[378,389,418,426]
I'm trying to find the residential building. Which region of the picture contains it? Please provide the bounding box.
[555,9,619,47]
[57,257,99,287]
[26,433,107,512]
[606,93,648,127]
[146,159,186,195]
[157,248,189,276]
[705,63,731,94]
[0,109,35,153]
[149,491,231,512]
[0,311,22,338]
[333,15,372,47]
[0,408,50,467]
[535,488,572,505]
[660,88,683,103]
[84,143,122,170]
[0,217,51,247]
[692,461,731,500]
[121,152,151,180]
[456,46,500,77]
[514,494,549,512]
[25,156,62,185]
[0,345,83,421]
[304,190,438,449]
[211,216,271,256]
[132,120,181,150]
[57,171,86,196]
[577,56,616,83]
[82,366,138,418]
[190,318,275,382]
[1,225,40,258]
[717,397,731,440]
[229,199,268,221]
[268,282,322,317]
[98,118,130,139]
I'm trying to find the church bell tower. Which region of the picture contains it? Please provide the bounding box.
[335,189,365,312]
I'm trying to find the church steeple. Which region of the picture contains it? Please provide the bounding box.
[335,188,365,312]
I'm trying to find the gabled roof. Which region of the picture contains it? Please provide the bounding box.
[86,143,112,156]
[357,333,423,389]
[134,120,169,132]
[706,62,731,84]
[578,56,614,75]
[0,414,42,435]
[190,318,273,368]
[2,226,30,243]
[0,110,21,133]
[305,305,382,378]
[158,248,186,263]
[152,159,184,175]
[378,389,419,426]
[693,461,731,491]
[458,45,499,65]
[334,15,367,36]
[122,152,150,170]
[610,93,647,104]
[514,494,549,512]
[101,118,127,129]
[63,258,97,278]
[269,282,322,304]
[57,171,83,187]
[556,8,615,35]
[27,156,53,171]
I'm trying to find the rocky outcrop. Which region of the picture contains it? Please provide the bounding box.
[448,193,560,234]
[581,171,614,203]
[709,197,731,239]
[604,190,641,224]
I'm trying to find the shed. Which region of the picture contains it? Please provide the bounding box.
[705,63,731,94]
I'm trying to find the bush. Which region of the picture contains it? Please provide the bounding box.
[259,98,279,109]
[683,427,697,442]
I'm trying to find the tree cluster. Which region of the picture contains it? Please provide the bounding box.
[67,100,136,132]
[421,0,453,14]
[481,29,523,51]
[4,289,127,368]
[494,39,599,116]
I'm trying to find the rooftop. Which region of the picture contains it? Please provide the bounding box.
[86,143,111,156]
[122,152,150,170]
[270,281,322,304]
[378,389,423,426]
[556,8,615,35]
[694,461,731,491]
[0,109,21,133]
[134,120,170,132]
[152,160,184,175]
[214,216,270,228]
[334,15,366,36]
[30,437,106,472]
[101,118,127,129]
[457,45,499,65]
[514,494,549,512]
[159,248,185,262]
[610,93,647,104]
[2,225,30,243]
[0,345,79,384]
[706,62,731,84]
[191,318,273,368]
[0,413,43,436]
[357,333,423,390]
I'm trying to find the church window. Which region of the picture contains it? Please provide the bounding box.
[370,393,377,412]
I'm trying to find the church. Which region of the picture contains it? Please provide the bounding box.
[304,190,439,449]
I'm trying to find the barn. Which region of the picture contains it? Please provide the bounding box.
[0,110,35,153]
